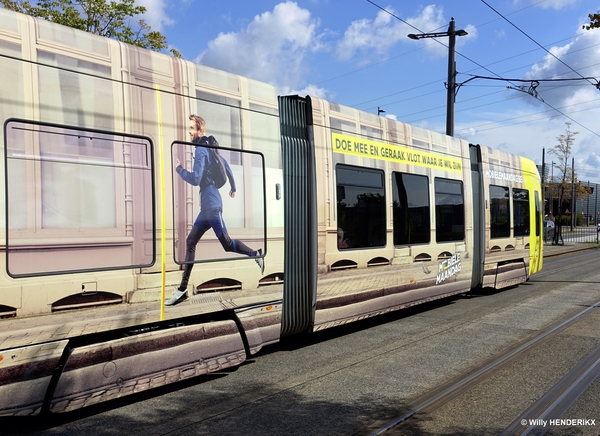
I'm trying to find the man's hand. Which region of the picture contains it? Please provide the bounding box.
[229,190,236,198]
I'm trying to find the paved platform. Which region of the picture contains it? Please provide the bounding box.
[542,242,598,257]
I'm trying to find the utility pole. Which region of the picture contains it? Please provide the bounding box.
[550,161,555,217]
[408,18,468,136]
[571,157,575,231]
[587,180,590,226]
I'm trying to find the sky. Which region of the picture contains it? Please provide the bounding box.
[85,1,600,181]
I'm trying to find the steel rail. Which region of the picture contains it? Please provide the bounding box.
[369,296,600,435]
[500,344,600,436]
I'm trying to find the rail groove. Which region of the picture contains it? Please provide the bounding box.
[500,343,600,436]
[370,297,600,435]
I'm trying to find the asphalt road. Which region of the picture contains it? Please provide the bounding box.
[3,250,600,436]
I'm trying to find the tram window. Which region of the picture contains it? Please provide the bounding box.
[490,185,510,238]
[435,179,464,242]
[4,120,154,277]
[393,172,430,245]
[172,141,266,264]
[336,165,386,249]
[513,188,530,236]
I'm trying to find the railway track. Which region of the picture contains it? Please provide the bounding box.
[500,343,600,435]
[369,253,600,435]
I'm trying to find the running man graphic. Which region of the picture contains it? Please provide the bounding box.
[166,115,264,306]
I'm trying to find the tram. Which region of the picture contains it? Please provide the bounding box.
[0,8,543,415]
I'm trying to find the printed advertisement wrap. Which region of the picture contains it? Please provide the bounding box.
[332,132,462,173]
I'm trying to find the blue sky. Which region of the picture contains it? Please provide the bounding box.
[107,1,600,180]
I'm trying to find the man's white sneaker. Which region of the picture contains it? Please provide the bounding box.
[165,289,188,306]
[255,249,264,274]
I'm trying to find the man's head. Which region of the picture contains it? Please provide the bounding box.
[188,115,206,142]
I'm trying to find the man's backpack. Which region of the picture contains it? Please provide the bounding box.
[206,136,227,189]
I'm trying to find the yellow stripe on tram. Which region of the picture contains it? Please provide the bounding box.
[155,84,167,321]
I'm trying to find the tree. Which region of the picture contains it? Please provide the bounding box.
[583,11,600,30]
[0,0,181,57]
[547,123,587,241]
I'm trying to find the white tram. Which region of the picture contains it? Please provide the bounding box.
[0,8,543,415]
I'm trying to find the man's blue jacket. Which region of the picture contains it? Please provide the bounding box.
[176,136,236,212]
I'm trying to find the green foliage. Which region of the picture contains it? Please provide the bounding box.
[583,12,600,30]
[1,0,181,57]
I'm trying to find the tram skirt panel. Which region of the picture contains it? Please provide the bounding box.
[0,340,69,416]
[50,321,245,413]
[483,260,528,289]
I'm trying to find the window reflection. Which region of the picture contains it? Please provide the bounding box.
[393,172,430,245]
[336,165,386,249]
[513,188,530,236]
[490,185,510,238]
[435,178,464,242]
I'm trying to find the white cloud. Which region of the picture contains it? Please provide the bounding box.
[336,5,476,61]
[135,0,173,31]
[280,83,331,99]
[495,29,507,41]
[514,0,580,10]
[457,22,600,179]
[513,23,600,176]
[523,24,600,109]
[456,98,600,180]
[197,1,323,93]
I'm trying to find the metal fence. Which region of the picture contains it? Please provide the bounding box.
[544,225,599,245]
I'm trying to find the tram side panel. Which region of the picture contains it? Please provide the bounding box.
[477,144,543,289]
[0,9,31,316]
[0,8,284,415]
[0,9,148,316]
[0,7,284,317]
[306,96,476,330]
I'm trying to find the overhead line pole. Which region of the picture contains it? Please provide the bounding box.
[408,18,467,136]
[571,157,575,231]
[446,19,459,137]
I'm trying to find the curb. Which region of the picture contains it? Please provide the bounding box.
[543,244,599,258]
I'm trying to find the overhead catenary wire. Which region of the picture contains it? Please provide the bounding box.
[481,0,598,88]
[364,58,600,128]
[357,0,597,111]
[453,98,600,135]
[413,86,600,128]
[363,0,600,138]
[358,33,597,112]
[476,0,600,137]
[387,70,600,120]
[365,0,524,90]
[378,64,600,129]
